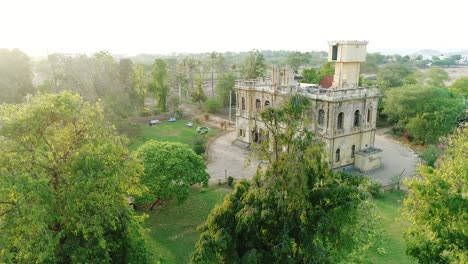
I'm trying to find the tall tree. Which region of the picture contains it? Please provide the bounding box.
[216,73,236,106]
[286,51,310,73]
[377,63,413,88]
[149,59,169,112]
[0,92,148,263]
[450,76,468,99]
[0,49,35,103]
[209,51,218,97]
[192,95,381,263]
[243,49,266,79]
[403,129,468,263]
[191,74,207,106]
[135,140,209,210]
[383,84,463,144]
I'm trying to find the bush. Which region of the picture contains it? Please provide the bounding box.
[174,108,184,119]
[196,126,210,135]
[204,99,221,114]
[139,107,152,117]
[204,113,210,121]
[419,146,443,167]
[365,179,382,198]
[194,117,201,124]
[193,134,207,155]
[227,176,234,187]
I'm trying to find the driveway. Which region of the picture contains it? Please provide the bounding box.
[206,131,259,183]
[206,129,419,186]
[370,128,419,186]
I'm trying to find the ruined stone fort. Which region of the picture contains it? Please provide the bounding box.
[235,40,382,171]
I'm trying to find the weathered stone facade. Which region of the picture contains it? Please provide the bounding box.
[235,41,382,171]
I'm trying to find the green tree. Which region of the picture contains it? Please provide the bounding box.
[405,68,449,87]
[243,49,266,79]
[286,51,310,72]
[403,129,468,263]
[132,64,148,111]
[149,59,170,112]
[0,49,35,103]
[383,85,463,144]
[191,75,207,105]
[450,76,468,99]
[216,73,236,106]
[425,67,449,87]
[135,140,209,210]
[377,63,413,88]
[0,92,148,263]
[301,67,319,83]
[192,95,381,263]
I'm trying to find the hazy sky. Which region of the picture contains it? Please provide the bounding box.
[1,0,467,56]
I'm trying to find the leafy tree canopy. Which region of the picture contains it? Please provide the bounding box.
[243,49,266,79]
[192,95,381,263]
[377,63,414,88]
[0,92,148,263]
[149,59,170,112]
[403,129,468,263]
[216,73,236,106]
[383,84,463,144]
[450,76,468,99]
[0,49,35,103]
[135,140,209,210]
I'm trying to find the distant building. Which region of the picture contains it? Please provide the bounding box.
[235,41,382,171]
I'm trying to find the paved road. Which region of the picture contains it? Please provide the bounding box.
[206,131,259,183]
[206,129,419,186]
[371,128,419,186]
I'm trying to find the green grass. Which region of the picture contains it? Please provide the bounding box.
[367,191,416,264]
[142,187,416,263]
[129,119,219,151]
[143,186,232,264]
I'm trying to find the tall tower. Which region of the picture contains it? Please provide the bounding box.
[328,40,368,89]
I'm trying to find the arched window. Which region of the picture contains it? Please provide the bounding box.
[318,110,325,126]
[335,148,340,162]
[337,112,344,129]
[367,107,372,123]
[255,99,261,110]
[264,100,270,107]
[241,97,245,110]
[351,145,355,158]
[354,110,360,127]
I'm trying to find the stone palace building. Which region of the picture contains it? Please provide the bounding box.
[235,40,382,171]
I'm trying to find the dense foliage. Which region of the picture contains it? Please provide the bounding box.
[0,49,35,103]
[0,92,149,263]
[191,95,381,263]
[135,140,209,210]
[383,84,463,144]
[404,129,468,263]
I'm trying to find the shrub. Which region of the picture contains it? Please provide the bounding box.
[419,146,443,167]
[204,113,210,120]
[365,179,382,198]
[193,134,207,155]
[174,108,184,119]
[196,126,210,135]
[204,99,221,114]
[194,117,201,124]
[227,176,234,187]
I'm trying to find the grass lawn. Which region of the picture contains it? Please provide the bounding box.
[142,185,232,264]
[143,187,417,263]
[367,191,416,264]
[129,119,219,151]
